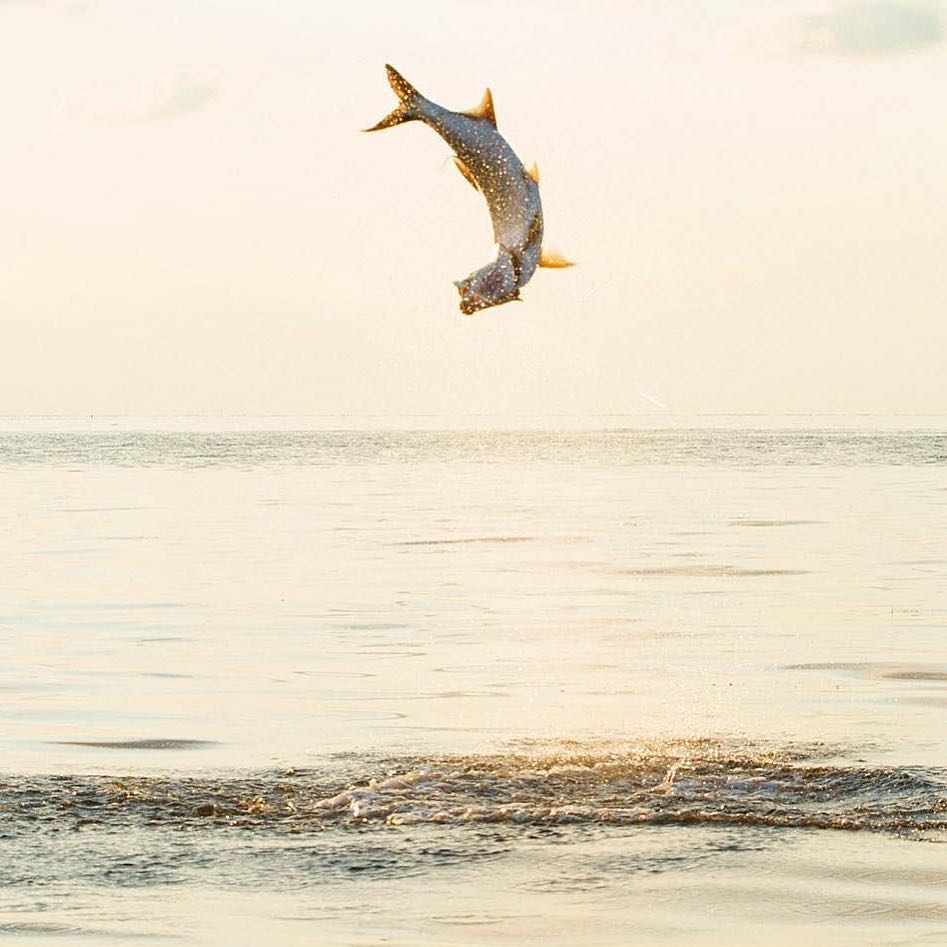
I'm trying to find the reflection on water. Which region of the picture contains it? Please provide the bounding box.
[0,419,945,944]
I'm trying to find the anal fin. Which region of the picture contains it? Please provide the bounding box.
[539,248,576,268]
[453,156,480,192]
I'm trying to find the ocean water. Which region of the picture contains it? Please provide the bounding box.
[1,416,945,946]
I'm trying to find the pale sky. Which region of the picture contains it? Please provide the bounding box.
[2,0,946,416]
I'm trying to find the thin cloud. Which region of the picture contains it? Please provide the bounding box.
[66,73,219,125]
[138,74,218,121]
[747,0,945,57]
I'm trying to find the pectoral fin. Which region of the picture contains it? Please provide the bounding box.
[463,88,497,128]
[539,248,576,268]
[453,157,480,192]
[527,162,540,184]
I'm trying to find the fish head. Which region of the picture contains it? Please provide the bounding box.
[454,246,520,315]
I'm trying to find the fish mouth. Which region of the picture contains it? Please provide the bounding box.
[455,283,490,315]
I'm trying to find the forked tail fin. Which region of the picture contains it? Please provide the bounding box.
[363,64,426,132]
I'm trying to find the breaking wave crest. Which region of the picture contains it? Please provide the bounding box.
[5,741,946,837]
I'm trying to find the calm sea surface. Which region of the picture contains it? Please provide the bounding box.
[1,417,945,945]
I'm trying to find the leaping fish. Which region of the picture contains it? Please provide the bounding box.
[365,64,574,315]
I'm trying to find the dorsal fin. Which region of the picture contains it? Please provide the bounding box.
[527,162,540,184]
[453,156,480,192]
[539,248,576,268]
[463,88,496,128]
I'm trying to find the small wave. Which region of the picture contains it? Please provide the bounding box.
[4,741,945,837]
[396,536,537,546]
[617,565,810,578]
[0,922,110,937]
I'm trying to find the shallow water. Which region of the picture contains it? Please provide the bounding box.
[1,417,945,945]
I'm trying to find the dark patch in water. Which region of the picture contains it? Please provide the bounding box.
[49,738,217,751]
[788,662,947,683]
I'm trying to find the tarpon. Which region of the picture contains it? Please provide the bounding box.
[365,64,573,315]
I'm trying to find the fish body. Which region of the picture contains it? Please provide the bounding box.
[366,65,570,314]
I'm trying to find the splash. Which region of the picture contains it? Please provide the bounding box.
[4,740,945,837]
